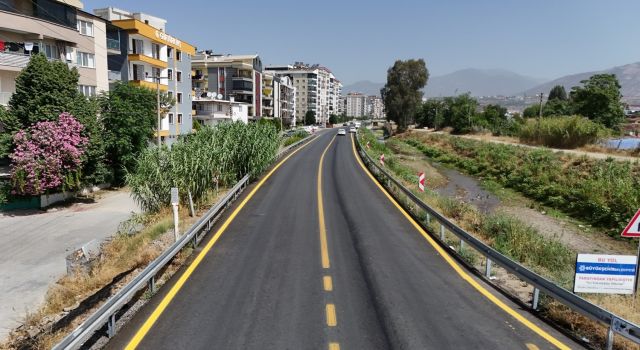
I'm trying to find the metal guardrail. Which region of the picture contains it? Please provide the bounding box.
[354,132,640,350]
[53,133,315,350]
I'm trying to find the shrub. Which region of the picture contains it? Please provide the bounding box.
[518,116,609,149]
[10,113,88,195]
[282,130,309,147]
[127,122,279,212]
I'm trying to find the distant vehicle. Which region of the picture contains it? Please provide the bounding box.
[338,128,346,136]
[354,121,361,129]
[343,123,348,126]
[349,126,356,133]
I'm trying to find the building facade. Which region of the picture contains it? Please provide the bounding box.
[192,95,250,126]
[345,92,366,118]
[366,95,385,119]
[261,71,296,127]
[266,63,339,125]
[192,51,263,120]
[94,7,196,145]
[0,0,108,104]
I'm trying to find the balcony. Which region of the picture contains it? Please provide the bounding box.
[108,70,121,81]
[107,38,120,53]
[130,80,168,91]
[0,52,31,70]
[128,54,168,68]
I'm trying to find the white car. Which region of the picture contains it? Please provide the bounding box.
[349,127,356,133]
[337,128,346,135]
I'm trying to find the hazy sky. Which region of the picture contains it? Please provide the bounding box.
[86,0,640,85]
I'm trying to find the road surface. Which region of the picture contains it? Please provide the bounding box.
[110,130,582,350]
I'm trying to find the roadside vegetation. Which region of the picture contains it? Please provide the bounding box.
[127,122,279,212]
[282,130,309,147]
[400,133,640,236]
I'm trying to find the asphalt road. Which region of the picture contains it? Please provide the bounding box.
[110,130,582,350]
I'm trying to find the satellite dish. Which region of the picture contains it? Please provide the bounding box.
[206,92,213,98]
[217,94,223,99]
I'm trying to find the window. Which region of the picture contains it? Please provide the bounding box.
[167,47,173,58]
[76,52,95,68]
[78,85,96,97]
[167,91,173,100]
[168,113,174,124]
[132,39,143,54]
[177,92,183,104]
[151,67,161,79]
[43,44,57,59]
[217,104,223,112]
[176,50,182,61]
[177,113,183,124]
[177,71,182,82]
[151,43,160,59]
[167,69,173,80]
[77,20,94,37]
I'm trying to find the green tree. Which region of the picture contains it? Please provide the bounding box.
[99,82,157,185]
[523,104,541,118]
[481,104,508,133]
[570,74,625,129]
[304,110,316,125]
[0,106,20,160]
[543,99,571,117]
[441,93,478,133]
[416,99,443,128]
[9,53,82,127]
[328,114,338,125]
[380,59,429,131]
[548,85,568,101]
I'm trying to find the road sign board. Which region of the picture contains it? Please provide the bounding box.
[622,209,640,238]
[418,172,425,192]
[171,187,179,205]
[574,254,637,294]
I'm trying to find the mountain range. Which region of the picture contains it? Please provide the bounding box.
[342,62,640,102]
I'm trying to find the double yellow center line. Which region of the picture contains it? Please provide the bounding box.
[317,134,340,350]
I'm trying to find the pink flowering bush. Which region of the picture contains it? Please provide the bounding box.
[10,113,88,195]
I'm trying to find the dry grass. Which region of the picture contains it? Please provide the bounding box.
[2,189,228,350]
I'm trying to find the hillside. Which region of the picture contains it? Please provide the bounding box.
[523,62,640,103]
[424,68,544,97]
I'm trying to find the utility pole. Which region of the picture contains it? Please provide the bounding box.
[156,74,161,146]
[538,92,544,119]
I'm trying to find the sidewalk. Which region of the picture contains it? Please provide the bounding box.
[0,189,139,340]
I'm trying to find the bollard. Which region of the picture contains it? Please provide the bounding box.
[426,212,431,224]
[460,239,465,251]
[532,287,540,310]
[440,224,445,241]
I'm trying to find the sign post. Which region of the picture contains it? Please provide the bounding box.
[171,187,179,242]
[621,209,640,302]
[418,172,425,192]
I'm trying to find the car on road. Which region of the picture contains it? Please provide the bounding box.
[349,127,356,133]
[338,128,346,135]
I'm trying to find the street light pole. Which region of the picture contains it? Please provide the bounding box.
[156,75,161,146]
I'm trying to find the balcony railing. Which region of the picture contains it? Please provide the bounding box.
[0,92,12,106]
[108,70,121,81]
[0,52,31,69]
[107,38,120,51]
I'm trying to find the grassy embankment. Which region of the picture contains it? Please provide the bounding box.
[359,128,640,349]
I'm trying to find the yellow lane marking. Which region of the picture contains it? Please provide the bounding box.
[323,275,333,291]
[329,342,341,350]
[349,134,571,350]
[326,303,337,327]
[526,343,540,350]
[125,136,320,350]
[318,135,337,269]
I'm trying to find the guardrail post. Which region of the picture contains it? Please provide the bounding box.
[532,287,540,310]
[147,276,156,294]
[460,239,465,251]
[440,224,445,241]
[485,258,492,278]
[107,314,116,338]
[606,321,615,350]
[426,212,431,224]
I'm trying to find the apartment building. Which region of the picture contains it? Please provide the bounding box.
[367,95,385,119]
[345,92,367,118]
[191,51,263,120]
[329,76,342,116]
[94,7,196,144]
[0,0,108,105]
[262,71,296,127]
[192,95,250,126]
[267,62,338,125]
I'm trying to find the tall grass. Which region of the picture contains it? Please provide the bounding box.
[127,122,279,212]
[282,130,309,147]
[518,116,609,149]
[403,133,640,235]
